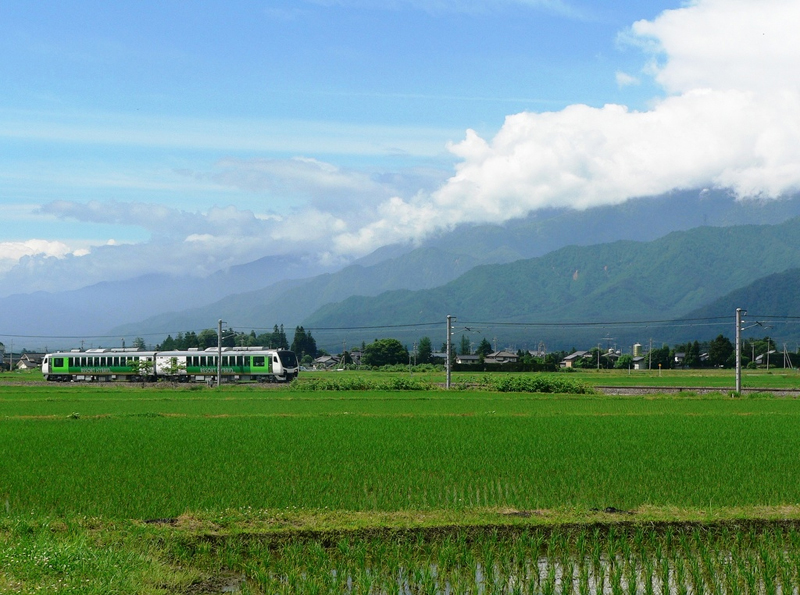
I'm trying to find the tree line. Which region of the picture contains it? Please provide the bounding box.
[146,328,795,370]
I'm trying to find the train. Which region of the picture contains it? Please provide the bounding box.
[41,346,300,383]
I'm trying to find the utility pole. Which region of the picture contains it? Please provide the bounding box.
[446,315,454,390]
[735,308,744,394]
[217,319,225,388]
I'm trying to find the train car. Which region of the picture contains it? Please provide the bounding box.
[42,348,156,382]
[156,347,299,383]
[42,347,299,383]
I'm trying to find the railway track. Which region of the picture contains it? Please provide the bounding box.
[596,385,800,396]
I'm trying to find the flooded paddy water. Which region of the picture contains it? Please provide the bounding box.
[190,522,800,594]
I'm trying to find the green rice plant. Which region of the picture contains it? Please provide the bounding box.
[482,373,595,394]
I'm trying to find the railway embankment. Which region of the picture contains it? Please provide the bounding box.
[596,385,800,396]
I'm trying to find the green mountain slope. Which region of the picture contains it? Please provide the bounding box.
[680,267,800,322]
[303,219,800,349]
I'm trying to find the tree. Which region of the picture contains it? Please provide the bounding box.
[291,326,317,359]
[128,357,154,387]
[708,334,734,368]
[198,329,218,349]
[615,354,634,369]
[417,337,433,364]
[158,335,176,351]
[361,338,409,367]
[459,335,471,356]
[133,337,146,350]
[647,345,671,370]
[475,338,493,362]
[160,356,186,386]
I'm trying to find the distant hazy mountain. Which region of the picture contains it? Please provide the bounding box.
[107,190,800,344]
[7,189,800,349]
[108,246,484,339]
[0,254,334,349]
[302,218,800,351]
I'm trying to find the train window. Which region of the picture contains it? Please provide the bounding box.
[253,356,265,367]
[53,358,63,367]
[69,358,74,367]
[200,356,207,366]
[235,356,242,367]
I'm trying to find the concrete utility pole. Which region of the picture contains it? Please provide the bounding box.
[446,315,453,389]
[217,319,225,388]
[735,308,744,394]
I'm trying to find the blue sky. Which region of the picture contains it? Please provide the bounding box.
[2,0,799,295]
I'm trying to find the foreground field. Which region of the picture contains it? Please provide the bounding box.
[2,377,800,593]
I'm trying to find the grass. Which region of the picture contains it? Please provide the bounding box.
[3,375,800,592]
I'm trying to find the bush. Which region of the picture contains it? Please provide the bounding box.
[479,374,594,394]
[292,376,433,391]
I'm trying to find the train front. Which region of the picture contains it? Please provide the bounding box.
[275,350,299,381]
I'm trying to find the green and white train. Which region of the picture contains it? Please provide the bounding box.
[42,347,299,383]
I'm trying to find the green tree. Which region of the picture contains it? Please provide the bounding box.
[158,335,176,351]
[475,338,493,362]
[647,345,671,370]
[417,337,433,364]
[133,337,146,350]
[615,354,634,369]
[291,326,317,359]
[128,357,154,387]
[183,331,199,350]
[160,356,186,386]
[362,338,409,367]
[708,334,734,368]
[198,329,218,349]
[459,335,471,356]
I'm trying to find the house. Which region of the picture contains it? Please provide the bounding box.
[313,355,340,370]
[455,354,480,365]
[484,350,518,364]
[632,356,646,370]
[560,351,588,368]
[16,353,44,370]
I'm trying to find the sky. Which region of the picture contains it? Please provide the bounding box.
[2,0,800,296]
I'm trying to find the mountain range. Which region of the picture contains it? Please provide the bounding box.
[5,188,800,351]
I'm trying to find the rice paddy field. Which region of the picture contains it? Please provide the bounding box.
[3,369,800,593]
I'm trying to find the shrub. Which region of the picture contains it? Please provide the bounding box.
[480,374,594,394]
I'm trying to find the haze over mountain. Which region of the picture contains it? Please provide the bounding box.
[301,216,800,352]
[99,191,800,351]
[5,190,800,350]
[5,1,800,333]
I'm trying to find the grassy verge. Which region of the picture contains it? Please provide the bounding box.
[4,381,800,592]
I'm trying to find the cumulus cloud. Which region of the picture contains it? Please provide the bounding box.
[330,0,800,254]
[4,0,800,291]
[0,240,80,274]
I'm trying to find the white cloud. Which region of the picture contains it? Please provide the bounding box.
[328,0,800,254]
[4,0,800,291]
[0,240,86,274]
[615,71,639,87]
